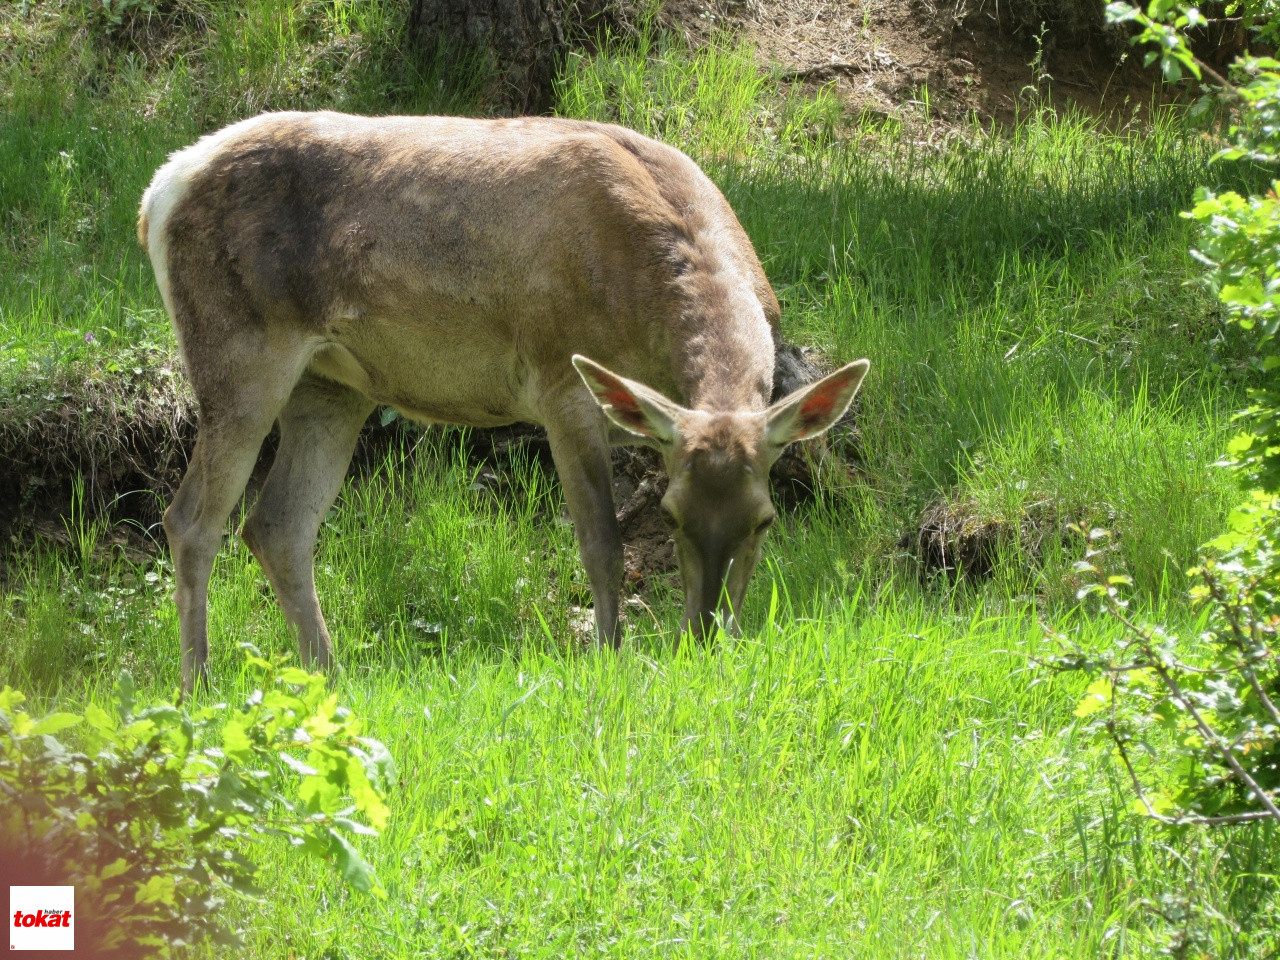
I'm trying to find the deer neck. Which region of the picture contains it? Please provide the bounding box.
[667,283,773,415]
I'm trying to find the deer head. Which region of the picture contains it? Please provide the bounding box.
[574,354,869,641]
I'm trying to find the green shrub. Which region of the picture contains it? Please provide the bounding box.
[1054,2,1280,949]
[1068,0,1280,823]
[0,651,394,957]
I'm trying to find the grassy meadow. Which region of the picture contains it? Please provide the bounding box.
[2,2,1277,956]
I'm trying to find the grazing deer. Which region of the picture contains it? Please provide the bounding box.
[139,112,869,690]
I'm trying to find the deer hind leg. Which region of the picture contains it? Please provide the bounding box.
[165,336,312,692]
[240,375,373,672]
[545,403,623,648]
[167,415,289,692]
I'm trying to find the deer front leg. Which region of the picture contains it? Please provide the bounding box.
[545,413,623,648]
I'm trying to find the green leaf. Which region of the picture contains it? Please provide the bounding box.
[299,766,342,813]
[31,712,83,736]
[100,858,130,881]
[1222,276,1267,308]
[325,828,382,896]
[1105,2,1141,23]
[0,687,25,713]
[134,874,176,906]
[1228,432,1257,455]
[209,769,248,810]
[356,736,397,792]
[84,701,116,735]
[276,666,319,687]
[346,761,391,831]
[222,720,253,764]
[1075,678,1113,717]
[304,693,344,738]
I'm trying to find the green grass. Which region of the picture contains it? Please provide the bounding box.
[2,2,1278,956]
[4,441,1276,957]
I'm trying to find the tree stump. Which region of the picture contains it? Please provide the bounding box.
[408,0,565,114]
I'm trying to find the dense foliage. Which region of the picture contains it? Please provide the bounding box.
[0,652,393,957]
[1067,0,1280,830]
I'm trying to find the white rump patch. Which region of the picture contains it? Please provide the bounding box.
[139,113,310,320]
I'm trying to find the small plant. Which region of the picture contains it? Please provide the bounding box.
[0,650,394,957]
[1021,21,1053,101]
[1053,1,1280,948]
[1067,0,1280,826]
[1062,521,1280,824]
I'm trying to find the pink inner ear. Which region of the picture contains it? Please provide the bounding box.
[798,388,837,427]
[603,384,652,433]
[604,385,640,414]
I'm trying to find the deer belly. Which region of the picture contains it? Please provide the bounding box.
[306,334,524,428]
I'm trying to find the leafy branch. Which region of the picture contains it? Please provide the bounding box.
[1058,0,1280,826]
[1052,522,1280,826]
[0,648,395,958]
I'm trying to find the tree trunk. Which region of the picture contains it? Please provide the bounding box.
[408,0,565,114]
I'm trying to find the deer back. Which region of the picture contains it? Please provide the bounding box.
[140,112,781,425]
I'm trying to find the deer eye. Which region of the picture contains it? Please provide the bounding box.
[755,516,775,536]
[660,505,679,529]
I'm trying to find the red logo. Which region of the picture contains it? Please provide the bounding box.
[12,910,72,929]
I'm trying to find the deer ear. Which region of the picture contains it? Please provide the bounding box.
[573,355,685,444]
[765,359,869,448]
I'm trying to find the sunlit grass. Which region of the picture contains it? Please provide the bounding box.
[2,441,1273,956]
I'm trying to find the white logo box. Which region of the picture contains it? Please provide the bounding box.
[9,886,74,952]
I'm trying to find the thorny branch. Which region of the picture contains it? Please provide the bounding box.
[1074,570,1280,825]
[1109,717,1276,825]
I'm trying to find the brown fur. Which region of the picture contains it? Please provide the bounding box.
[159,114,778,418]
[141,111,865,689]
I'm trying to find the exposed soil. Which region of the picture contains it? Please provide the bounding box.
[663,0,1171,128]
[0,353,195,563]
[905,495,1084,584]
[0,343,862,588]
